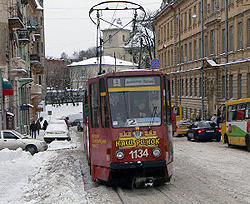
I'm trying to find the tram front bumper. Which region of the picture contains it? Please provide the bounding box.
[110,160,166,170]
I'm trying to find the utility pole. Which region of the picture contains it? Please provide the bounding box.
[224,0,228,101]
[201,0,205,119]
[178,7,182,105]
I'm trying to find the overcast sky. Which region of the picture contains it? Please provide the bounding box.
[44,0,162,58]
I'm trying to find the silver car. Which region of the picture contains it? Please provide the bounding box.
[0,130,48,155]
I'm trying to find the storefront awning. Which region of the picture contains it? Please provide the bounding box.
[2,79,13,96]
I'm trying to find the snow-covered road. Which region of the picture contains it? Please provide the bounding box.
[1,104,250,204]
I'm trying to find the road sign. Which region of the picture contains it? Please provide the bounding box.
[151,59,160,68]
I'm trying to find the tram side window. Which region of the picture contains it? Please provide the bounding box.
[246,102,250,119]
[166,78,172,124]
[99,78,109,128]
[90,83,99,128]
[227,104,246,121]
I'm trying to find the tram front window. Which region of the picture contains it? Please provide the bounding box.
[108,76,162,128]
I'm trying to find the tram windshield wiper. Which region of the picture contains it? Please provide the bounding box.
[149,105,158,130]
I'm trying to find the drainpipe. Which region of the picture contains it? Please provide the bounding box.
[0,68,4,130]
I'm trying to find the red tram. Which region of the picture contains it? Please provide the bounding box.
[83,69,173,187]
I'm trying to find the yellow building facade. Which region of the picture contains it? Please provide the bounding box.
[155,0,250,120]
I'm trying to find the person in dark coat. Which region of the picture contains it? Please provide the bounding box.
[36,120,41,135]
[43,120,48,130]
[30,121,37,138]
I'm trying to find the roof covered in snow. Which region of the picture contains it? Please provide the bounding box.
[33,0,43,10]
[68,56,136,67]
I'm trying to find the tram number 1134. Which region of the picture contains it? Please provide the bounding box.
[129,149,149,159]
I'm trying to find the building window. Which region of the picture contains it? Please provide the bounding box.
[238,74,242,99]
[184,44,187,62]
[222,28,225,53]
[168,50,170,66]
[170,21,173,37]
[194,78,197,96]
[210,29,215,54]
[172,80,174,96]
[184,11,187,30]
[190,78,193,96]
[193,6,197,25]
[189,9,192,28]
[212,0,216,13]
[181,45,184,62]
[205,35,208,56]
[248,19,250,47]
[38,75,42,85]
[237,22,243,49]
[229,74,233,99]
[204,0,207,19]
[199,77,202,97]
[194,40,197,60]
[171,49,173,65]
[186,78,188,96]
[199,2,202,22]
[199,37,202,58]
[164,51,167,66]
[122,35,126,42]
[229,25,234,51]
[181,79,184,96]
[221,0,224,9]
[164,25,166,41]
[222,75,225,99]
[189,42,192,61]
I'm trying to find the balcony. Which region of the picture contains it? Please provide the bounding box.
[17,29,30,44]
[8,5,24,29]
[10,57,28,77]
[30,54,40,63]
[31,84,43,97]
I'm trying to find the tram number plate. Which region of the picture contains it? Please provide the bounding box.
[129,149,149,159]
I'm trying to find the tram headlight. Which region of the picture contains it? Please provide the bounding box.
[115,150,125,160]
[152,148,161,158]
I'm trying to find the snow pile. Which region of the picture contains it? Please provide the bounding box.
[0,148,56,204]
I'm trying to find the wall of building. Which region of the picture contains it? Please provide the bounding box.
[155,0,250,120]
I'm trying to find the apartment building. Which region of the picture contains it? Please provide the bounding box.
[155,0,250,119]
[0,0,45,133]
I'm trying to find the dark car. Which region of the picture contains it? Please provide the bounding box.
[70,118,82,127]
[187,121,221,142]
[77,120,84,131]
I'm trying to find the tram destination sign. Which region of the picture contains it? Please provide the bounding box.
[108,76,160,88]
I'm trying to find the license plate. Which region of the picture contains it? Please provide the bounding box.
[188,133,194,137]
[206,130,214,133]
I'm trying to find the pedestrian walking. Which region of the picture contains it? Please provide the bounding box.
[36,120,41,135]
[43,120,48,130]
[64,117,69,129]
[30,121,37,139]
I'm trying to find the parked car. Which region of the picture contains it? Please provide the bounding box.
[0,130,48,155]
[187,121,221,142]
[71,118,82,127]
[67,113,82,126]
[43,122,71,143]
[77,120,84,131]
[176,120,191,136]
